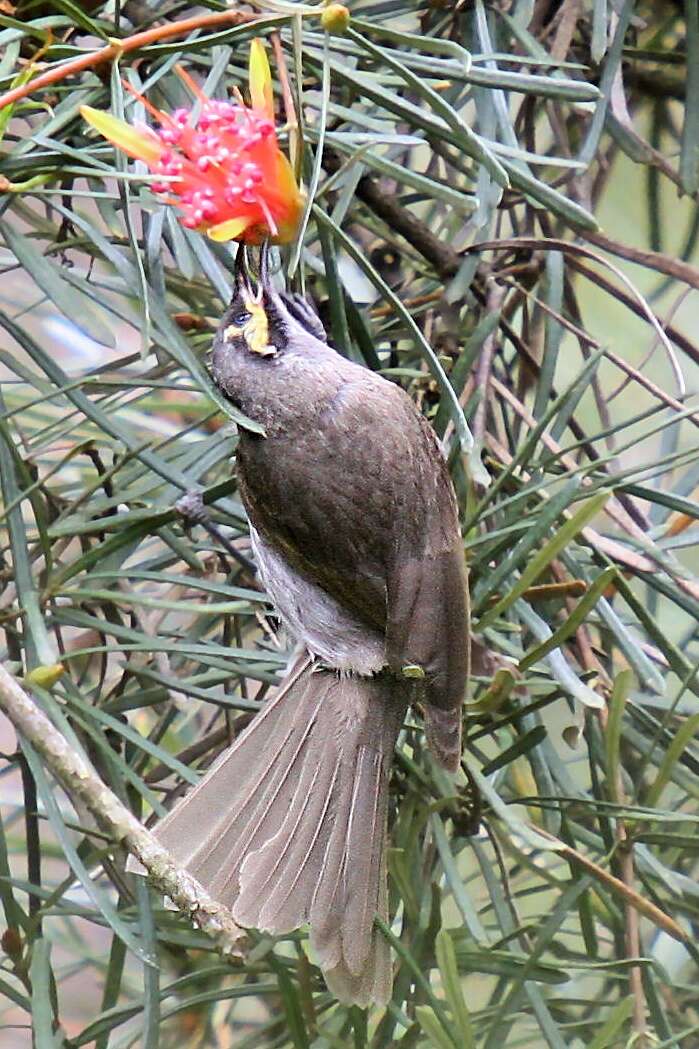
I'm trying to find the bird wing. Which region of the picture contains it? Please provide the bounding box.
[381,407,469,714]
[237,369,469,712]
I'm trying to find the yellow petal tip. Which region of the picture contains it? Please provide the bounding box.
[81,106,163,164]
[206,217,253,242]
[249,38,273,118]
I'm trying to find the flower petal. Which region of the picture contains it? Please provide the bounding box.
[206,216,254,242]
[80,106,163,165]
[248,39,274,118]
[274,151,303,204]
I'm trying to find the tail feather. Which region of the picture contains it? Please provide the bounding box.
[322,844,392,1005]
[424,704,463,773]
[306,754,356,970]
[207,690,324,903]
[150,655,311,904]
[342,747,386,975]
[150,659,407,1006]
[234,744,339,931]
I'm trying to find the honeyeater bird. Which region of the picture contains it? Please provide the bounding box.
[148,244,470,1005]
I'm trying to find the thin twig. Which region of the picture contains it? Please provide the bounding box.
[322,149,462,279]
[0,10,255,112]
[18,755,41,925]
[536,825,688,946]
[596,701,648,1044]
[583,227,699,293]
[270,31,297,132]
[464,236,684,395]
[0,664,246,955]
[473,282,504,449]
[568,259,699,369]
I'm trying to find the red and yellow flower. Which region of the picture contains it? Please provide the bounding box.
[80,40,303,244]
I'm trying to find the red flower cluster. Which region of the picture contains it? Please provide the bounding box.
[81,41,303,244]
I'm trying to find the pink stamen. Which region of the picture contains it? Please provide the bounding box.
[258,194,278,237]
[114,62,299,244]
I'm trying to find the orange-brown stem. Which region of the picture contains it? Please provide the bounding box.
[0,10,254,112]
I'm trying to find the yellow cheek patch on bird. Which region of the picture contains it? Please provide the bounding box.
[238,295,277,357]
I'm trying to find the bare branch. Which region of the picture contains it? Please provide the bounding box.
[0,664,246,956]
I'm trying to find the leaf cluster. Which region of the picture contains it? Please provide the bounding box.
[1,1,699,1047]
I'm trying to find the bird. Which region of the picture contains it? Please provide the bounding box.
[148,243,470,1005]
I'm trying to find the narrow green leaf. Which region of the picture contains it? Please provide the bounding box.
[275,965,310,1049]
[477,490,610,630]
[30,938,57,1049]
[578,0,635,166]
[435,930,475,1048]
[346,24,509,189]
[595,597,667,696]
[605,670,633,802]
[591,0,609,62]
[0,972,31,1011]
[461,753,564,852]
[474,479,582,609]
[415,1006,457,1049]
[518,566,617,672]
[314,207,473,452]
[136,879,160,1049]
[680,0,699,193]
[289,34,329,277]
[644,711,699,807]
[586,995,634,1049]
[0,412,57,668]
[481,725,548,776]
[431,816,488,943]
[0,787,28,933]
[66,693,199,785]
[0,220,115,347]
[20,742,155,966]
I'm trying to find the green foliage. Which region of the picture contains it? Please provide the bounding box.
[1,1,699,1046]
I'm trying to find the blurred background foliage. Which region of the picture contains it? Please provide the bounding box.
[1,0,699,1046]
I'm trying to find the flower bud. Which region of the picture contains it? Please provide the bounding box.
[25,663,64,689]
[321,3,350,33]
[1,928,22,958]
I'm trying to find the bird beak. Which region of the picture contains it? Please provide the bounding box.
[233,242,272,305]
[233,243,255,300]
[258,240,271,296]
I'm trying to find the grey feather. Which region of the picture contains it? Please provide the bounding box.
[149,658,406,1006]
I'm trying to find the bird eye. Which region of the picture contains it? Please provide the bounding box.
[230,308,252,327]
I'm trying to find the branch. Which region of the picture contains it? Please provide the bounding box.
[0,10,255,112]
[580,228,699,293]
[536,826,689,946]
[322,149,461,279]
[0,664,246,955]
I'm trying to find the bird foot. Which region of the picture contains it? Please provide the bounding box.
[175,489,256,575]
[175,489,209,526]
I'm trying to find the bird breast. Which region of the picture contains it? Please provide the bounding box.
[250,526,386,675]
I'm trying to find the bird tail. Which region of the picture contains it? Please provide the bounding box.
[148,657,408,1006]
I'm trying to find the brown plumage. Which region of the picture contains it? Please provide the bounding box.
[146,245,469,1003]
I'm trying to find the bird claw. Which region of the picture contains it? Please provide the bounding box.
[175,490,209,526]
[175,490,257,576]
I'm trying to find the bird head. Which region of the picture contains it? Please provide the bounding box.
[210,242,330,421]
[219,243,327,358]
